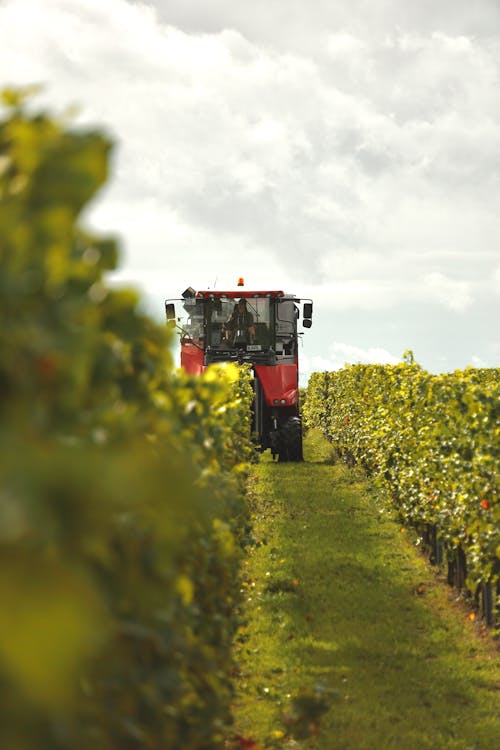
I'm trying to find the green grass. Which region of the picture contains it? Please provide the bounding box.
[231,430,500,749]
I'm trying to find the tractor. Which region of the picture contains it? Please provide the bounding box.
[165,282,313,461]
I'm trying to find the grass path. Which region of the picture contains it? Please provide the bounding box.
[231,430,499,750]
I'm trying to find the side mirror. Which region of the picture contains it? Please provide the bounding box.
[303,319,312,328]
[165,302,176,328]
[303,302,313,319]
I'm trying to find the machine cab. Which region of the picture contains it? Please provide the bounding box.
[165,289,312,372]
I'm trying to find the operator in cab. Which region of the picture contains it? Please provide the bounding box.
[224,298,256,345]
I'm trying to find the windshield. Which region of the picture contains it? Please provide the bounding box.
[176,296,298,355]
[206,298,272,348]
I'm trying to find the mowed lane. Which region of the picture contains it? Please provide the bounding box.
[232,431,500,750]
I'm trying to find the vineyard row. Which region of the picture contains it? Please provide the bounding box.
[0,90,254,750]
[303,362,500,623]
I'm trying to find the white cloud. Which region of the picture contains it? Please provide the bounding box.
[301,280,407,311]
[151,0,500,53]
[494,267,500,293]
[2,0,497,270]
[423,272,473,312]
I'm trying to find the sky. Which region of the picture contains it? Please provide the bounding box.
[1,0,499,380]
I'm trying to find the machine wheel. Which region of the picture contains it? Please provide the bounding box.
[278,416,303,462]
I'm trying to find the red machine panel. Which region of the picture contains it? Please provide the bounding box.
[254,362,298,406]
[181,341,205,375]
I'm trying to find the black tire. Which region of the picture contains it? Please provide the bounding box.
[278,416,303,462]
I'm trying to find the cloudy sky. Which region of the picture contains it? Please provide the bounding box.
[1,0,499,378]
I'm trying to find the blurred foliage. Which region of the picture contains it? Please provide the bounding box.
[304,363,500,589]
[0,89,254,749]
